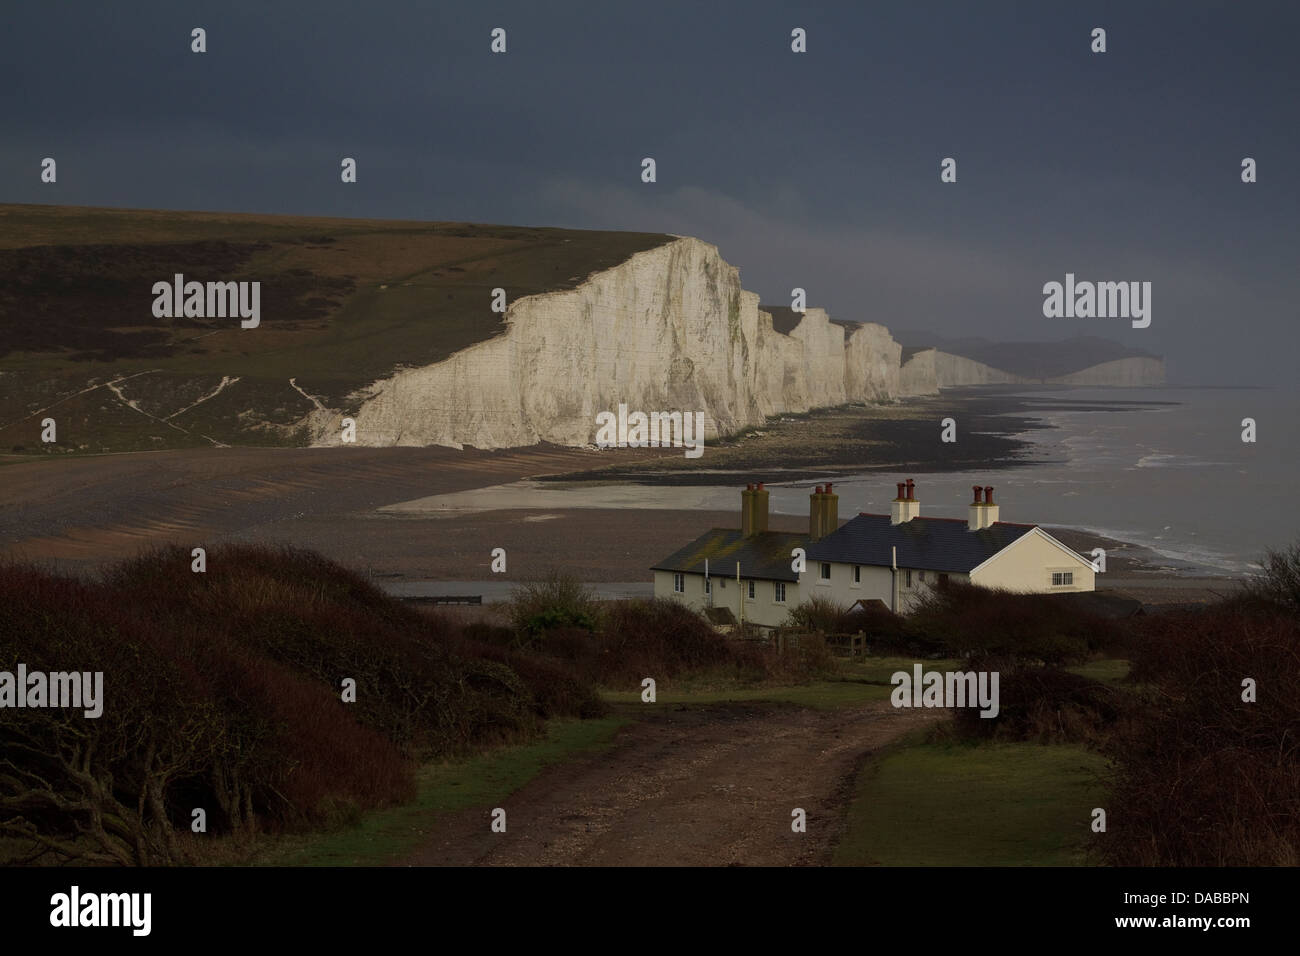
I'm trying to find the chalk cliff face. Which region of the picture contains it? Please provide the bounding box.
[295,236,1166,450]
[900,347,1029,392]
[307,237,906,448]
[786,308,848,410]
[932,351,1033,386]
[901,348,1166,392]
[899,349,939,397]
[844,322,902,401]
[1050,357,1167,386]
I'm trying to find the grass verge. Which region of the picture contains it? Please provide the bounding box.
[837,656,964,684]
[1064,658,1131,684]
[597,657,966,710]
[834,734,1109,866]
[255,716,628,867]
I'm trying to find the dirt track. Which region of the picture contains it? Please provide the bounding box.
[403,700,940,867]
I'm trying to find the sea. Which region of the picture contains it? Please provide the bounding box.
[768,385,1298,577]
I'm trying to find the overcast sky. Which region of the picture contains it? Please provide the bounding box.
[2,1,1296,384]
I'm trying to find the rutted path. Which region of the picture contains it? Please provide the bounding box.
[403,700,941,867]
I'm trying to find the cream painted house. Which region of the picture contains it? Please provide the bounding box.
[652,479,1096,629]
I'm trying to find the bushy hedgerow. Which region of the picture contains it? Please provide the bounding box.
[531,596,836,687]
[1100,597,1300,865]
[0,546,570,865]
[906,579,1123,666]
[950,666,1124,746]
[506,571,603,642]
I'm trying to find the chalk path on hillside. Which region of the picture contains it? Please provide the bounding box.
[402,700,941,867]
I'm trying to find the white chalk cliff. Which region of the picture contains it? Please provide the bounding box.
[1049,357,1167,386]
[297,236,1163,449]
[901,348,1165,392]
[305,237,903,448]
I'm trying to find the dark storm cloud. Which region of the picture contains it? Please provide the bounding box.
[2,0,1296,383]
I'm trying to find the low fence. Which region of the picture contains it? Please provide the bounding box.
[399,594,482,606]
[738,627,869,658]
[823,630,868,658]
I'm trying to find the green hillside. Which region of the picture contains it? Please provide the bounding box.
[0,204,672,454]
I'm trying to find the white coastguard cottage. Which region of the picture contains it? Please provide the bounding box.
[652,479,1096,629]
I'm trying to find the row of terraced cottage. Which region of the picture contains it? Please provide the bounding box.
[652,479,1097,631]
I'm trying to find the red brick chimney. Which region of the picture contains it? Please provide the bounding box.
[891,478,920,525]
[968,484,1000,530]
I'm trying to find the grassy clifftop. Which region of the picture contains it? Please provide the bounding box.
[0,204,672,454]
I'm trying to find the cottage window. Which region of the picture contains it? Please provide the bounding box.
[1051,571,1074,587]
[747,580,755,599]
[820,562,831,580]
[705,578,711,594]
[673,572,685,593]
[904,569,912,588]
[774,582,786,603]
[853,565,861,584]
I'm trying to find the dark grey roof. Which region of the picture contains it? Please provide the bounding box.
[805,514,1037,574]
[652,529,809,582]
